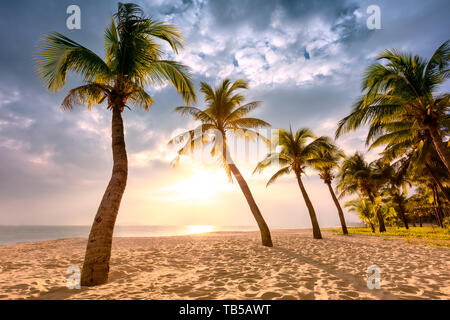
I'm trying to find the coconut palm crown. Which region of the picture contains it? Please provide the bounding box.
[336,40,450,173]
[337,152,387,232]
[254,128,332,239]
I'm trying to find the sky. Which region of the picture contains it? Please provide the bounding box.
[0,0,449,228]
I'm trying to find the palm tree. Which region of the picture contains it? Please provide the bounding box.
[337,152,387,232]
[169,79,273,247]
[369,117,450,203]
[345,197,376,232]
[336,40,450,173]
[255,128,332,239]
[409,163,448,227]
[309,144,349,235]
[35,3,196,286]
[375,160,411,229]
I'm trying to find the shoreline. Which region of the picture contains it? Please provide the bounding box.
[0,229,448,300]
[0,226,365,247]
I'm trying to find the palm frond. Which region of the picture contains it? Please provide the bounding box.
[61,83,108,110]
[35,32,111,91]
[142,19,184,54]
[146,60,196,104]
[228,117,270,129]
[266,167,291,187]
[225,101,263,122]
[128,86,154,111]
[174,106,215,123]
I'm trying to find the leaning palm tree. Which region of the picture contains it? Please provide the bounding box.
[35,3,196,286]
[336,40,450,173]
[255,128,332,239]
[337,152,387,232]
[169,79,273,247]
[309,144,349,235]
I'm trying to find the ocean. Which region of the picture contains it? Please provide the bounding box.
[0,225,259,246]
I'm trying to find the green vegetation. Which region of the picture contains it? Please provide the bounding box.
[329,227,450,247]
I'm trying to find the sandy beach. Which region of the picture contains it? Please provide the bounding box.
[0,229,448,300]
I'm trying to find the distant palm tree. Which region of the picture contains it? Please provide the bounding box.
[169,79,273,247]
[336,40,450,173]
[345,197,376,232]
[337,153,387,232]
[35,3,196,286]
[369,117,450,203]
[309,144,349,235]
[255,128,332,239]
[374,160,411,229]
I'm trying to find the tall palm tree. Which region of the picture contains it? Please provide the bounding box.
[255,128,332,239]
[309,144,349,235]
[345,197,376,232]
[35,3,196,286]
[336,40,450,173]
[169,79,273,247]
[337,152,387,232]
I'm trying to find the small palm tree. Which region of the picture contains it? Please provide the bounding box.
[309,144,349,235]
[169,79,273,247]
[337,153,387,232]
[336,40,450,173]
[255,128,332,239]
[35,3,196,286]
[345,197,376,232]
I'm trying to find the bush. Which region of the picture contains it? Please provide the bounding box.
[443,216,450,229]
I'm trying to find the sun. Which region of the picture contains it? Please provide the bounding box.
[164,167,232,203]
[186,225,215,234]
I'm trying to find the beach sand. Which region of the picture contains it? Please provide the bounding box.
[0,229,448,300]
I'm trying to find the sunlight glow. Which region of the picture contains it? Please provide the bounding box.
[163,168,233,203]
[186,225,215,234]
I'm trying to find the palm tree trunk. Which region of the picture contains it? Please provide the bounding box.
[368,221,375,233]
[396,197,409,229]
[81,107,128,286]
[427,124,450,174]
[227,163,273,247]
[222,138,273,247]
[326,182,348,235]
[435,185,445,228]
[425,162,450,203]
[431,184,444,228]
[368,194,386,232]
[295,171,322,239]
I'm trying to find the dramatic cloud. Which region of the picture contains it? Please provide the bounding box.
[0,0,449,227]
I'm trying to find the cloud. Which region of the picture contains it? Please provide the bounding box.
[0,0,449,226]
